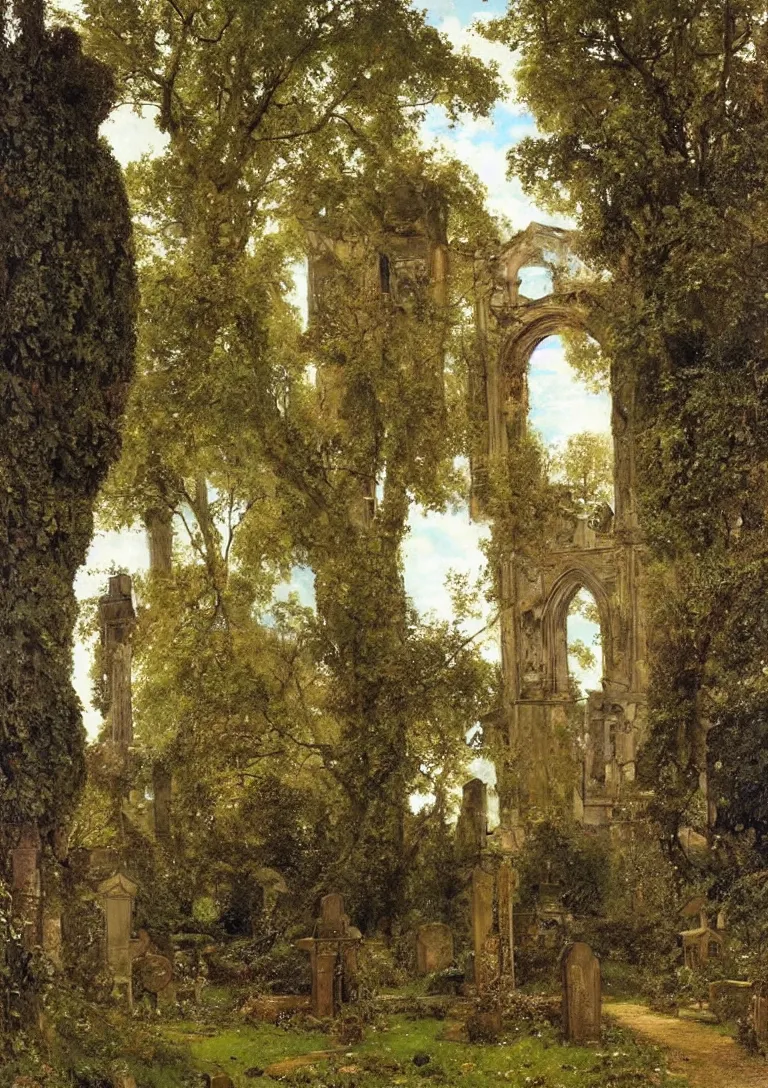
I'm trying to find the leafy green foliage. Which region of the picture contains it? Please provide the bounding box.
[0,8,136,833]
[561,330,609,393]
[517,817,612,917]
[551,431,613,509]
[77,0,501,935]
[489,0,768,855]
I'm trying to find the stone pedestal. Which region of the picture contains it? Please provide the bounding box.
[471,867,495,991]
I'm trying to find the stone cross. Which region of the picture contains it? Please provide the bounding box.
[296,893,361,1018]
[98,872,139,1004]
[416,923,454,975]
[98,573,136,748]
[561,942,601,1044]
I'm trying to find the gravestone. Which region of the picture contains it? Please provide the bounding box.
[43,910,63,968]
[296,893,362,1018]
[561,942,601,1044]
[471,867,495,991]
[753,982,768,1046]
[416,923,454,975]
[133,928,175,1005]
[206,1076,234,1088]
[98,872,138,1003]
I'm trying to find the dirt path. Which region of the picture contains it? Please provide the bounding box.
[607,1002,768,1088]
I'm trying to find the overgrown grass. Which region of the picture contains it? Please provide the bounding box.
[161,1011,689,1088]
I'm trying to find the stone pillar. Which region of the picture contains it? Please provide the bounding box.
[561,942,601,1044]
[42,909,63,968]
[497,862,515,988]
[456,779,488,863]
[98,872,138,1005]
[314,950,337,1018]
[471,866,495,991]
[753,982,768,1047]
[152,762,172,845]
[98,574,136,749]
[12,824,41,950]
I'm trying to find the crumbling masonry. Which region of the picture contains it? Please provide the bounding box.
[308,213,649,830]
[469,224,648,827]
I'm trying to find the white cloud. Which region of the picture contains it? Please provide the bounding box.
[101,105,168,168]
[403,505,499,663]
[403,505,486,616]
[528,338,612,447]
[436,13,519,87]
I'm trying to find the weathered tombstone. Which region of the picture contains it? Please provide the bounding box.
[416,923,454,975]
[561,942,601,1044]
[99,574,136,748]
[296,893,362,1018]
[136,950,174,998]
[471,867,495,991]
[753,981,768,1047]
[497,862,515,987]
[98,872,138,1004]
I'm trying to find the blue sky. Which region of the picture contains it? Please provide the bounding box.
[73,1,610,738]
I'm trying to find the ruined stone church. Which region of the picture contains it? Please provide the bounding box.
[309,206,649,833]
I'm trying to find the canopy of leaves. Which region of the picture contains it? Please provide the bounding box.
[77,0,502,932]
[488,0,768,853]
[550,431,613,508]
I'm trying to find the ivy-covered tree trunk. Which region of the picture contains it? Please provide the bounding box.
[0,0,136,977]
[313,509,412,932]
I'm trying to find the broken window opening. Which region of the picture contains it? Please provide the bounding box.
[567,587,603,699]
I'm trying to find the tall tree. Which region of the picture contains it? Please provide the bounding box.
[0,0,135,961]
[488,0,768,850]
[81,0,499,928]
[550,431,613,509]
